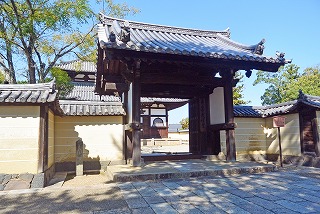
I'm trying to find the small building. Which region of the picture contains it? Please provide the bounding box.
[230,91,320,161]
[0,81,63,187]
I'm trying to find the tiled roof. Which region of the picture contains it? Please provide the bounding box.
[0,81,63,115]
[59,100,125,116]
[65,82,121,102]
[141,97,188,103]
[0,81,58,103]
[233,106,263,117]
[234,93,320,118]
[98,14,289,65]
[55,60,96,73]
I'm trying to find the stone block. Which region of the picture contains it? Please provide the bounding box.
[31,173,44,188]
[0,184,4,191]
[2,174,12,184]
[302,155,313,166]
[19,173,34,183]
[312,157,320,168]
[4,179,30,191]
[0,174,5,183]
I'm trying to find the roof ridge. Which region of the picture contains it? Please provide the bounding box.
[0,80,55,92]
[99,13,231,38]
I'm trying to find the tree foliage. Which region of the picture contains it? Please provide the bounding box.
[233,71,250,105]
[0,0,138,84]
[46,67,74,98]
[253,64,320,105]
[179,117,189,130]
[0,70,4,83]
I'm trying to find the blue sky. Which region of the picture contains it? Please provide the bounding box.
[116,0,320,123]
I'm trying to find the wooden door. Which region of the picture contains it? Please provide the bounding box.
[300,109,316,154]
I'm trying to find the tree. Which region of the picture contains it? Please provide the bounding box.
[253,64,320,105]
[0,70,4,83]
[253,64,300,105]
[46,67,74,98]
[233,71,250,105]
[179,118,189,130]
[0,0,138,84]
[284,66,320,100]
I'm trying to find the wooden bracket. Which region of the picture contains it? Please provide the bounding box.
[210,123,237,131]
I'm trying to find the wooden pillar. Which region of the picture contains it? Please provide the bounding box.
[224,70,236,161]
[132,60,142,166]
[38,106,48,173]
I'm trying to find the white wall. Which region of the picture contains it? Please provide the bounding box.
[209,87,225,125]
[54,116,124,163]
[0,106,40,174]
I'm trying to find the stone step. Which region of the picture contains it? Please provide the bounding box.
[106,160,277,182]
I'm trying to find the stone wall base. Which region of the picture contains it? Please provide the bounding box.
[55,160,126,173]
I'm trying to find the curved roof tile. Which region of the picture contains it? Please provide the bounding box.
[98,14,289,65]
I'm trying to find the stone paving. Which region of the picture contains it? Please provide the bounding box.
[1,166,320,213]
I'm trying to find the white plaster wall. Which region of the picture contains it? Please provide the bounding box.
[220,114,301,157]
[54,116,124,163]
[209,87,225,125]
[0,106,40,174]
[220,117,266,155]
[265,114,301,156]
[151,109,166,115]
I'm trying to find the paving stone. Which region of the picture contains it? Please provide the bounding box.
[137,188,158,197]
[237,201,274,214]
[275,200,314,213]
[293,192,320,203]
[297,201,320,213]
[271,208,301,214]
[253,192,281,201]
[143,196,166,204]
[3,179,30,191]
[170,201,202,214]
[94,208,131,214]
[149,203,178,214]
[19,173,34,183]
[117,182,135,190]
[245,197,283,210]
[226,189,255,198]
[162,195,182,203]
[162,181,181,190]
[132,207,155,214]
[0,184,4,191]
[195,203,225,214]
[272,192,306,202]
[125,197,149,209]
[213,202,250,214]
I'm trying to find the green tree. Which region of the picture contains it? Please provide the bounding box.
[233,71,250,105]
[284,66,320,100]
[0,70,4,83]
[46,67,74,98]
[0,0,138,84]
[253,64,300,105]
[179,118,189,130]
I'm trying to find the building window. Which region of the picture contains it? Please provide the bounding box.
[153,118,164,127]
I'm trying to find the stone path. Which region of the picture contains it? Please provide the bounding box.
[1,166,320,213]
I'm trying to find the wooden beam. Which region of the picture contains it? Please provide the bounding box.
[140,73,223,86]
[105,48,284,72]
[210,123,237,131]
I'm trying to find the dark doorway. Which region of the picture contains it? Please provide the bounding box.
[300,109,317,154]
